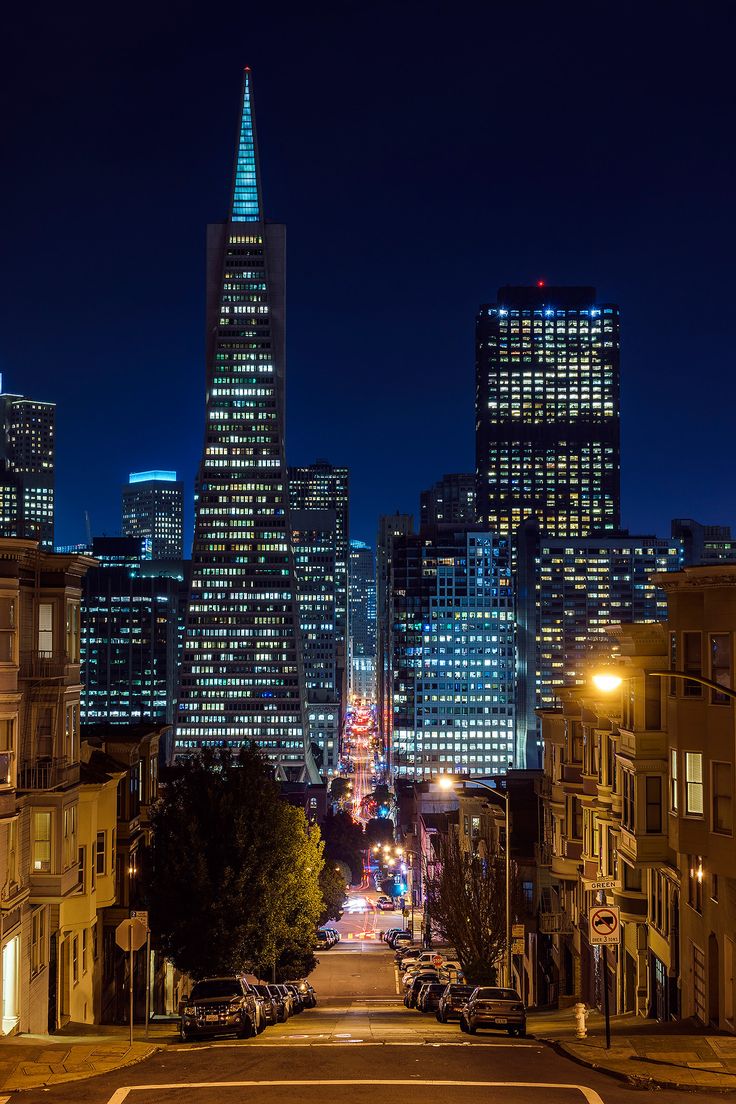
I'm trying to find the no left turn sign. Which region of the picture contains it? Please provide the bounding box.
[589,905,620,945]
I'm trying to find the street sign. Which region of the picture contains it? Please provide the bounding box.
[432,954,444,968]
[115,917,147,952]
[512,923,525,938]
[512,939,524,955]
[585,879,620,892]
[131,910,149,930]
[589,905,620,946]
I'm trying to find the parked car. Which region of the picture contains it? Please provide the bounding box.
[459,987,526,1037]
[180,976,259,1041]
[324,927,341,944]
[383,927,402,943]
[376,896,395,911]
[388,929,412,948]
[404,971,439,1007]
[243,981,268,1032]
[266,984,290,1022]
[418,982,446,1014]
[274,983,297,1017]
[436,983,474,1022]
[284,982,305,1012]
[315,929,335,949]
[253,984,279,1025]
[293,979,317,1008]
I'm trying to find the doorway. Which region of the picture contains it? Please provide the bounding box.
[2,937,19,1034]
[709,933,720,1027]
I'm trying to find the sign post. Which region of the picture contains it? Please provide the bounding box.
[589,906,620,1050]
[116,918,147,1046]
[132,911,150,1039]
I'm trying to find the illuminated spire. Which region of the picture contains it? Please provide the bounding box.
[230,68,261,222]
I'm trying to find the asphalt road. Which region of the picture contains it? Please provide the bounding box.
[22,943,691,1104]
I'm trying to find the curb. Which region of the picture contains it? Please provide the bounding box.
[538,1036,736,1095]
[9,1043,162,1095]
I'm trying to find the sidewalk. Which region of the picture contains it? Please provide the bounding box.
[0,1020,177,1092]
[530,1007,736,1092]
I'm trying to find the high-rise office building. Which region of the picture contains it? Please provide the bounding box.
[391,529,515,779]
[671,518,736,566]
[289,461,349,701]
[291,509,340,774]
[376,512,414,758]
[348,539,377,702]
[0,385,55,548]
[420,474,476,530]
[176,70,318,782]
[515,519,683,767]
[82,537,186,726]
[122,471,184,559]
[476,286,620,539]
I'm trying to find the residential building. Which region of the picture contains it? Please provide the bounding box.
[475,285,620,540]
[0,387,55,549]
[376,513,413,762]
[391,529,515,779]
[420,474,476,530]
[290,509,339,775]
[515,519,682,769]
[0,538,109,1035]
[671,518,736,566]
[289,461,349,708]
[81,538,186,727]
[176,71,318,782]
[122,471,184,560]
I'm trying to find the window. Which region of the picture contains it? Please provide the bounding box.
[669,631,677,695]
[82,929,88,974]
[671,749,679,812]
[685,752,704,815]
[96,831,106,876]
[38,603,53,656]
[645,776,662,832]
[712,874,719,902]
[0,596,15,663]
[31,908,46,976]
[683,632,702,696]
[78,846,86,890]
[66,602,80,663]
[622,771,635,831]
[72,936,79,985]
[63,806,77,869]
[711,634,732,703]
[471,815,480,839]
[712,761,733,834]
[33,811,51,872]
[0,717,14,786]
[7,819,17,887]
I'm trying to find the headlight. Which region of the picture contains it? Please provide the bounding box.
[229,999,241,1010]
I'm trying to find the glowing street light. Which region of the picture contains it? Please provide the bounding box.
[591,671,623,693]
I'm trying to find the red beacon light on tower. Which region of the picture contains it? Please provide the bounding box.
[536,279,545,288]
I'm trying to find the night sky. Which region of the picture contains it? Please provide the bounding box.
[3,2,735,552]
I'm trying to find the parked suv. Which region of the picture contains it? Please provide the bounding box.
[180,976,259,1041]
[460,986,526,1036]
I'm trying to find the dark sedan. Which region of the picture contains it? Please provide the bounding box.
[253,984,279,1024]
[266,984,289,1022]
[416,982,445,1013]
[436,983,474,1022]
[404,971,439,1008]
[460,986,526,1036]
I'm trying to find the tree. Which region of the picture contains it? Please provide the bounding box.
[144,745,324,979]
[329,777,351,803]
[318,862,347,925]
[365,817,394,849]
[424,829,518,985]
[320,810,365,884]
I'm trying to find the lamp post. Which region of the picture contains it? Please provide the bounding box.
[437,774,512,988]
[592,668,736,702]
[395,846,418,938]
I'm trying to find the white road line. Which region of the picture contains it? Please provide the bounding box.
[105,1078,605,1104]
[0,1096,10,1104]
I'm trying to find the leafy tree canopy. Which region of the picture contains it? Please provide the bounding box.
[320,810,365,884]
[144,745,324,980]
[318,862,347,926]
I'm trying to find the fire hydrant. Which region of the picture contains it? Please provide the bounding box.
[573,1002,589,1039]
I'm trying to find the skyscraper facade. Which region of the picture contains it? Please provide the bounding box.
[515,519,683,767]
[122,471,184,559]
[376,512,414,759]
[420,474,476,530]
[391,529,515,779]
[176,71,318,782]
[476,286,620,539]
[288,460,349,702]
[671,518,736,566]
[0,386,55,549]
[348,540,376,657]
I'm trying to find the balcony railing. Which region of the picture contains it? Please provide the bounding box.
[535,841,552,866]
[18,757,79,791]
[20,651,70,680]
[539,912,574,934]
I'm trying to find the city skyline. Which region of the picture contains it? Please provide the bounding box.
[3,6,735,552]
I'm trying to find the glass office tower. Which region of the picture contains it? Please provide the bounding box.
[475,285,620,539]
[176,71,318,782]
[0,386,55,549]
[122,471,184,560]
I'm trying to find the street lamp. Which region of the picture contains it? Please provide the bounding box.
[591,666,736,701]
[437,773,512,987]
